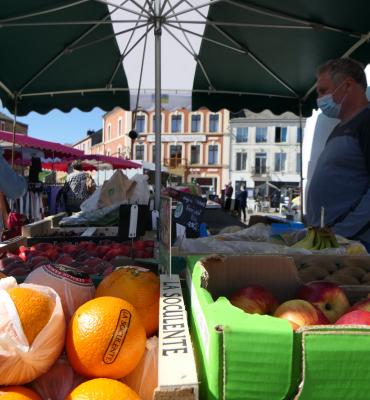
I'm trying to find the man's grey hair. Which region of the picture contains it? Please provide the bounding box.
[317,58,367,90]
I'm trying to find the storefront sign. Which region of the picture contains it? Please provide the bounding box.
[147,134,206,142]
[174,191,207,237]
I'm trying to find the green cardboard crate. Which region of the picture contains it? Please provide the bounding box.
[185,254,370,400]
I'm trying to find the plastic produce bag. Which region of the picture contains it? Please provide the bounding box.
[121,336,158,400]
[0,277,66,385]
[97,170,136,209]
[25,263,95,322]
[31,354,85,400]
[128,174,150,205]
[80,186,101,213]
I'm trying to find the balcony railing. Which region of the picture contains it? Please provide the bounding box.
[164,157,188,168]
[251,166,271,176]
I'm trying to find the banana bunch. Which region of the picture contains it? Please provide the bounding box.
[292,227,339,250]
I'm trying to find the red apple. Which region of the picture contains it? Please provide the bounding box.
[274,299,329,330]
[335,310,370,325]
[349,298,370,313]
[229,285,279,315]
[56,254,75,266]
[297,282,350,323]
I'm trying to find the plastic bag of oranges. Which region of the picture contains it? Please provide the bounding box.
[0,277,66,385]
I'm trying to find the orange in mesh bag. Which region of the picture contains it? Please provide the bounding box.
[25,263,95,322]
[0,277,66,385]
[0,386,41,400]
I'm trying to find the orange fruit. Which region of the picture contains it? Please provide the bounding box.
[96,267,160,336]
[0,385,41,400]
[66,296,146,379]
[65,378,140,400]
[6,287,54,345]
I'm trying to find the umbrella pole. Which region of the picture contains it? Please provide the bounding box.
[11,97,18,168]
[298,102,304,222]
[154,0,162,210]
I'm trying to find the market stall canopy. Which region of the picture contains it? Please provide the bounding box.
[0,0,130,116]
[192,0,370,116]
[42,154,140,171]
[84,154,140,169]
[0,130,83,158]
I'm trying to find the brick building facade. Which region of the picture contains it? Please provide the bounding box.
[75,107,231,195]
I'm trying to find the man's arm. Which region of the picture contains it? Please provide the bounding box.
[0,152,27,199]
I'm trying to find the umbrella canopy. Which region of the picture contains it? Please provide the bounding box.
[0,130,83,158]
[0,0,130,115]
[3,1,370,208]
[192,1,370,116]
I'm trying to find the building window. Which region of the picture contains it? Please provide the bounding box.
[297,127,302,143]
[0,121,5,131]
[118,118,122,136]
[190,145,200,164]
[171,115,182,132]
[255,152,267,174]
[296,153,302,173]
[135,144,145,160]
[191,115,201,132]
[256,127,267,143]
[275,127,287,143]
[236,127,248,143]
[208,145,218,165]
[152,145,156,163]
[135,115,145,133]
[152,114,162,131]
[169,145,182,167]
[209,114,219,132]
[236,152,247,171]
[274,152,287,172]
[107,124,111,141]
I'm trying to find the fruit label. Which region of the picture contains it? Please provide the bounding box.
[42,264,93,286]
[103,309,131,364]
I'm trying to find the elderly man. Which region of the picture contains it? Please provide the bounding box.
[306,58,370,248]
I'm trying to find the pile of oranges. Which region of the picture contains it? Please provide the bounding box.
[0,265,160,399]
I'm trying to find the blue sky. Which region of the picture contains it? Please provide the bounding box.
[0,105,105,145]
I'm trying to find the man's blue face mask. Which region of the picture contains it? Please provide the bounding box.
[317,81,346,119]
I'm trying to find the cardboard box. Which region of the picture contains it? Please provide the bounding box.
[185,254,370,400]
[155,274,198,399]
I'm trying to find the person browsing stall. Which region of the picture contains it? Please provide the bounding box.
[306,58,370,249]
[63,160,96,214]
[0,149,26,199]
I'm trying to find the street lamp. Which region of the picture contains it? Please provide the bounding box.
[128,130,139,160]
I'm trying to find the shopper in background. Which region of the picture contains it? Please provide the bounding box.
[0,150,27,240]
[306,57,370,249]
[0,149,27,200]
[239,185,248,222]
[63,160,96,214]
[224,182,233,211]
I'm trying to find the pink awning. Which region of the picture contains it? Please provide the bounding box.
[84,154,141,169]
[0,130,84,158]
